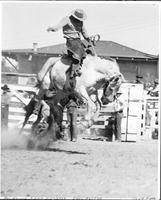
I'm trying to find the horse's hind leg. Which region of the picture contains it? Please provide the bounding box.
[37,57,60,81]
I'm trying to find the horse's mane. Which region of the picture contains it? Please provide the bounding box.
[95,77,108,85]
[91,77,108,90]
[83,55,120,77]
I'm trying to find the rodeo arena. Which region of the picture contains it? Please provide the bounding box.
[1,36,159,198]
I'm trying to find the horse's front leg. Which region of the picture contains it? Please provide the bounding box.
[78,86,96,119]
[95,90,102,111]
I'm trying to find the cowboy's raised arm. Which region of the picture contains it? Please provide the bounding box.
[47,17,69,32]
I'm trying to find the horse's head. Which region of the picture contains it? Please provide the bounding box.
[101,74,124,105]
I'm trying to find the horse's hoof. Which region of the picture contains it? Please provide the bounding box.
[27,138,35,149]
[75,69,82,77]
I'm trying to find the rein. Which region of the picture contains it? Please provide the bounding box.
[57,102,64,110]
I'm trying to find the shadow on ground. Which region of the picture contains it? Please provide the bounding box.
[43,147,88,155]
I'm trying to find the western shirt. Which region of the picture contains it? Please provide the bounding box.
[51,16,89,40]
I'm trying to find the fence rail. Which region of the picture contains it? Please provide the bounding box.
[2,72,37,77]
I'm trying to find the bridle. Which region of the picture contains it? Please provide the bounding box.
[103,74,122,99]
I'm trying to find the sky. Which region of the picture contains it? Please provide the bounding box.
[1,2,159,55]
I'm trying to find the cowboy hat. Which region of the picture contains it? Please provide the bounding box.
[136,75,143,79]
[71,9,87,21]
[1,84,10,91]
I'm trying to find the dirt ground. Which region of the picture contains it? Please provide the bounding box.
[1,130,159,199]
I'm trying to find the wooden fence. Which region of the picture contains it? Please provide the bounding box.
[2,73,157,141]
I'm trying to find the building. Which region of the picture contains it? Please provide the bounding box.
[2,40,158,84]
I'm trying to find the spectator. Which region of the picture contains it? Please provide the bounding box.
[147,79,159,97]
[112,89,124,142]
[1,84,13,131]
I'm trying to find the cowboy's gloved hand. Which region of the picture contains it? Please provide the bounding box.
[86,37,92,46]
[47,27,56,32]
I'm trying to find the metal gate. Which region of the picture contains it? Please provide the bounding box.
[120,83,145,142]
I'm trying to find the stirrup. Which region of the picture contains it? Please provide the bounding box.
[70,70,76,79]
[70,68,82,78]
[76,69,82,77]
[33,108,39,115]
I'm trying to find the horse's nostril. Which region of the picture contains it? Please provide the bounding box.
[115,77,119,82]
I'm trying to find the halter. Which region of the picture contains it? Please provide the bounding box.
[108,74,122,89]
[102,73,123,102]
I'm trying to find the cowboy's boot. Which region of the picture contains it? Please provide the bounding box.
[70,64,82,79]
[75,67,82,77]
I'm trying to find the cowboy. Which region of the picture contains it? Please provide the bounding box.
[46,9,92,79]
[112,89,124,142]
[1,84,13,131]
[152,79,159,95]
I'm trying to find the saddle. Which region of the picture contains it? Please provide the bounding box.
[61,41,96,79]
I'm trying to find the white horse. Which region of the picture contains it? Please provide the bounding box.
[37,54,124,121]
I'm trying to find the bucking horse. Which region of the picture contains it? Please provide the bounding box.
[21,39,125,138]
[37,50,125,126]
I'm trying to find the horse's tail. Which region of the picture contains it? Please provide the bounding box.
[38,57,60,81]
[36,57,62,92]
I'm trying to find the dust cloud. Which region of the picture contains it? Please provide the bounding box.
[1,128,29,149]
[1,124,90,150]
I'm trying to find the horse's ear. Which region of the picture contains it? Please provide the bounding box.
[120,74,126,83]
